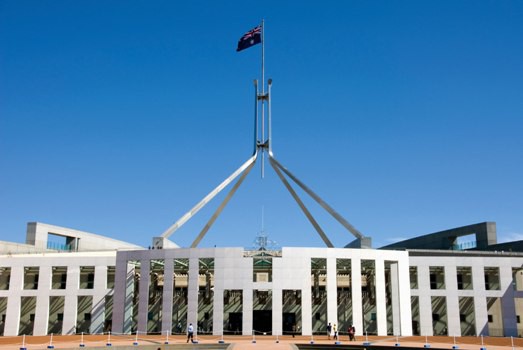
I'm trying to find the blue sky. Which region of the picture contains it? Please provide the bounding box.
[1,1,522,249]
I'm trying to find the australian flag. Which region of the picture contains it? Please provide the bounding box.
[236,25,262,52]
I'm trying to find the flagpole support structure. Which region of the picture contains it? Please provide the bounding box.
[153,22,370,249]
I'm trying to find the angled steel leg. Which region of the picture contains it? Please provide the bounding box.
[191,159,257,247]
[269,157,334,248]
[160,153,258,239]
[269,154,365,240]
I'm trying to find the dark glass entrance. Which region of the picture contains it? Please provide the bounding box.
[253,310,272,335]
[282,312,296,336]
[227,312,242,334]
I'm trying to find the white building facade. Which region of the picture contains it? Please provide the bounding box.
[111,247,412,337]
[1,222,523,338]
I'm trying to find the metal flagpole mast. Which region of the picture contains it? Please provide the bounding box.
[260,19,265,178]
[261,19,265,99]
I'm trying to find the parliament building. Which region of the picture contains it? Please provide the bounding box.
[1,221,523,338]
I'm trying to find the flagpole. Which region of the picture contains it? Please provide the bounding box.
[261,19,265,95]
[261,19,265,178]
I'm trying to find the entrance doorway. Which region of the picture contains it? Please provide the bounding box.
[282,312,296,336]
[227,312,242,334]
[253,310,272,335]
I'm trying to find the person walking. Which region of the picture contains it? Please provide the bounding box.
[348,325,355,341]
[327,322,332,339]
[187,323,194,343]
[333,324,338,340]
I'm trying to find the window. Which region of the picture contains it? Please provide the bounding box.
[484,267,500,290]
[23,267,39,290]
[488,315,493,323]
[107,266,115,289]
[456,267,472,290]
[410,266,418,289]
[52,267,67,289]
[87,273,94,289]
[80,267,95,289]
[33,274,39,289]
[0,268,11,290]
[429,266,445,289]
[430,274,437,289]
[253,257,272,282]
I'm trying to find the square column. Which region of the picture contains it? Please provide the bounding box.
[417,264,433,336]
[4,266,23,336]
[351,257,362,336]
[161,258,174,334]
[472,265,488,336]
[91,266,108,334]
[63,266,80,335]
[187,257,199,333]
[272,288,282,337]
[242,288,253,335]
[390,262,401,335]
[375,259,387,336]
[301,286,312,335]
[111,255,129,334]
[326,257,338,327]
[500,265,518,336]
[137,259,150,333]
[212,288,224,335]
[33,266,51,335]
[396,257,413,336]
[123,265,135,334]
[445,265,460,337]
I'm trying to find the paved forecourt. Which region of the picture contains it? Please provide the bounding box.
[0,335,522,350]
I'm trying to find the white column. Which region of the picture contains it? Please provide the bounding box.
[375,259,387,336]
[500,265,518,336]
[187,257,199,334]
[137,259,150,333]
[396,256,413,336]
[162,258,174,334]
[211,255,224,336]
[4,266,23,335]
[351,257,363,336]
[111,255,129,334]
[33,266,51,335]
[445,265,460,337]
[63,266,80,335]
[472,265,488,336]
[272,288,282,337]
[121,263,136,334]
[90,266,107,334]
[390,262,401,335]
[417,264,433,336]
[243,288,253,335]
[213,288,224,335]
[326,257,338,327]
[301,287,312,335]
